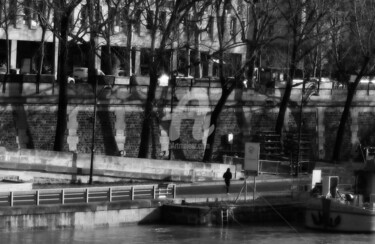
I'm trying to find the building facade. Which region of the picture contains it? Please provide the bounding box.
[0,0,248,80]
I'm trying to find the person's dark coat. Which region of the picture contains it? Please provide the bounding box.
[223,168,232,186]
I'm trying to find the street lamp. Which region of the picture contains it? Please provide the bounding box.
[228,133,234,155]
[89,75,112,184]
[158,73,170,87]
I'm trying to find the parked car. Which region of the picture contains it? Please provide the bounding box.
[0,67,6,74]
[117,70,127,76]
[67,67,104,84]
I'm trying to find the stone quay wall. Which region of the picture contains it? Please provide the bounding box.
[1,80,375,163]
[0,200,163,232]
[0,147,237,183]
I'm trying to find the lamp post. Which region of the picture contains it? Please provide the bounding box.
[158,74,172,159]
[228,133,234,155]
[89,76,98,185]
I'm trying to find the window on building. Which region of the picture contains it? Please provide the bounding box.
[31,0,39,20]
[36,0,48,19]
[177,50,189,76]
[108,7,122,33]
[9,1,18,27]
[134,9,142,34]
[164,0,174,8]
[201,52,209,77]
[230,17,237,41]
[80,4,88,27]
[226,53,242,77]
[146,10,154,30]
[207,16,214,39]
[140,48,171,76]
[121,8,128,34]
[212,53,242,77]
[23,0,31,22]
[159,11,167,31]
[140,48,151,75]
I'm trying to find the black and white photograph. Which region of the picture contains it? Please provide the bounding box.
[0,0,375,243]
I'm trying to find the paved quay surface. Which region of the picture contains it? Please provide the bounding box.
[174,174,311,203]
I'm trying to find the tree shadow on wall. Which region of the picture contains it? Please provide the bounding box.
[9,76,35,149]
[97,105,119,156]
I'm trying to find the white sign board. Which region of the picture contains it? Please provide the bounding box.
[244,142,260,175]
[311,169,322,190]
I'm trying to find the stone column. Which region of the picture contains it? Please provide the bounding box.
[67,107,79,152]
[185,49,191,76]
[134,48,141,75]
[54,39,59,79]
[10,40,17,70]
[208,57,213,77]
[159,127,169,157]
[95,45,101,70]
[172,49,178,73]
[115,109,126,155]
[317,107,325,160]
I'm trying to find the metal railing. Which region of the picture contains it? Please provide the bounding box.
[0,184,176,207]
[259,160,291,175]
[223,156,311,175]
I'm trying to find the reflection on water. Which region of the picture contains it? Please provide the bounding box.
[0,224,374,244]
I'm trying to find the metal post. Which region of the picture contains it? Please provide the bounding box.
[131,187,135,200]
[108,187,112,202]
[61,189,65,204]
[36,190,40,206]
[85,189,89,203]
[244,177,247,202]
[253,175,256,206]
[10,192,13,207]
[89,76,98,184]
[296,79,306,177]
[172,184,176,198]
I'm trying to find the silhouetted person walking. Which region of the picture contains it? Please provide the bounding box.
[223,168,232,194]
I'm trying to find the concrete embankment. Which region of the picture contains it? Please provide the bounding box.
[0,199,168,232]
[0,147,239,184]
[162,197,306,226]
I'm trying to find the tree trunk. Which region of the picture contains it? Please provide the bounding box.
[275,44,298,134]
[87,1,97,84]
[203,85,234,162]
[36,26,47,94]
[138,71,158,158]
[53,13,69,151]
[332,84,356,162]
[332,55,369,162]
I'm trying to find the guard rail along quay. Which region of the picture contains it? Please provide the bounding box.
[0,184,176,207]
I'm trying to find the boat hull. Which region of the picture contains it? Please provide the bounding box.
[305,198,375,232]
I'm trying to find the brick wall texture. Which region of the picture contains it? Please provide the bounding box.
[0,103,371,163]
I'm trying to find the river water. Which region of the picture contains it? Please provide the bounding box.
[0,224,374,244]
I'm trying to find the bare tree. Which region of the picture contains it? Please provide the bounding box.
[0,1,22,74]
[137,0,199,158]
[25,0,54,93]
[274,0,335,134]
[330,1,375,161]
[202,0,280,161]
[51,0,83,151]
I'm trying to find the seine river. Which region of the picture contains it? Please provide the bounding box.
[0,224,374,244]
